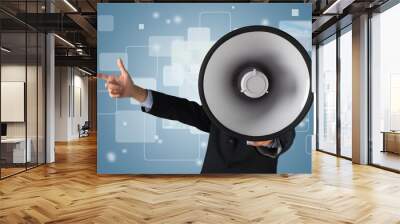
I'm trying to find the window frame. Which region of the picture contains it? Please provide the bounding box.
[316,24,353,160]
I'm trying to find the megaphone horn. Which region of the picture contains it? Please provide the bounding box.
[199,25,313,141]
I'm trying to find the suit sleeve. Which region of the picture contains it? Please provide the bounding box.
[277,128,296,156]
[141,90,211,133]
[256,128,296,158]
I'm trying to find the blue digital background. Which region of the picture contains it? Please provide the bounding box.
[97,3,313,174]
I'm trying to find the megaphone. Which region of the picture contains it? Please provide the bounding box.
[199,25,312,141]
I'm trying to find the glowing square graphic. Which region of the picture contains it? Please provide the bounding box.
[163,64,185,86]
[149,36,184,57]
[292,9,299,17]
[97,91,116,114]
[98,15,114,31]
[138,23,145,30]
[115,110,156,143]
[99,53,128,71]
[188,27,211,42]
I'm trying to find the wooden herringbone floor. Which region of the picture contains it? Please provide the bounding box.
[1,134,400,224]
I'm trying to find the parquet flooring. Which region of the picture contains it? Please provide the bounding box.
[0,134,400,223]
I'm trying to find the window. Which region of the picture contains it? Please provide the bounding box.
[317,25,353,159]
[317,35,337,154]
[370,3,400,171]
[339,26,352,158]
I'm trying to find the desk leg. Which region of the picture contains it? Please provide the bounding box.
[382,133,386,153]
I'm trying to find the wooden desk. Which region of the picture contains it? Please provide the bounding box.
[1,138,31,163]
[382,131,400,154]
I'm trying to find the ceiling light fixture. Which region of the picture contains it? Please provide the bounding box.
[323,0,341,14]
[63,0,78,12]
[54,34,75,48]
[322,0,354,15]
[78,67,93,76]
[1,47,11,53]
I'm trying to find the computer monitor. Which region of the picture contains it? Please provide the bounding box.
[1,123,7,137]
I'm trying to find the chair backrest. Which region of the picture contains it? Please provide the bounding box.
[82,121,90,129]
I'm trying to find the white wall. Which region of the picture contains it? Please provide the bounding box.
[54,67,89,141]
[54,66,69,141]
[1,64,40,137]
[1,65,27,140]
[1,63,46,163]
[71,72,89,138]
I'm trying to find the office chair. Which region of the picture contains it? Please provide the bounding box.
[79,121,90,138]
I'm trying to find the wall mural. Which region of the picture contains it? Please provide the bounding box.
[97,3,313,174]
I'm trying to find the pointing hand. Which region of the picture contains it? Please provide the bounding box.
[97,58,148,102]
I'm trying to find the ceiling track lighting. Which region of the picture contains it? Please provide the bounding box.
[1,47,11,53]
[322,0,354,15]
[78,67,93,76]
[54,34,76,48]
[63,0,78,12]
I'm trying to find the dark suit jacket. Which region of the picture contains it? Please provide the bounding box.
[142,91,296,173]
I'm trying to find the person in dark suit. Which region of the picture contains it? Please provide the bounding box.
[98,59,295,173]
